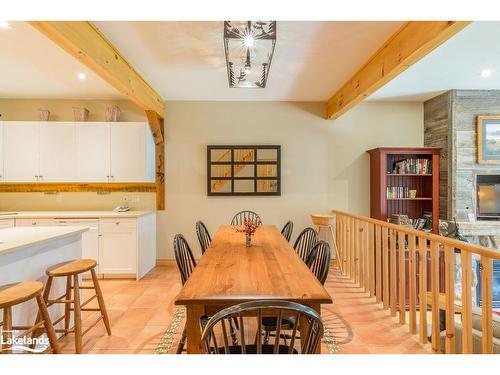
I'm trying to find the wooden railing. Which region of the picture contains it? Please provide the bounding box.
[332,209,500,354]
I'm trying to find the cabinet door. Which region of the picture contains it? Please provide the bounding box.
[39,122,76,181]
[99,219,137,275]
[110,122,147,182]
[0,218,15,229]
[76,122,111,181]
[15,218,55,226]
[0,122,3,181]
[3,121,39,182]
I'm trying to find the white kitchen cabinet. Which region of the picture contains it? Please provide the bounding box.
[56,219,99,274]
[3,121,39,182]
[39,122,77,182]
[0,122,3,181]
[76,122,111,182]
[15,218,56,227]
[99,218,137,276]
[0,218,15,229]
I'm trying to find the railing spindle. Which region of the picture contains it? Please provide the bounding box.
[418,236,428,345]
[430,241,440,353]
[444,245,455,354]
[390,229,397,317]
[375,225,382,303]
[382,227,390,309]
[480,255,493,354]
[408,234,417,334]
[354,219,360,285]
[460,251,472,354]
[368,222,375,297]
[398,231,406,325]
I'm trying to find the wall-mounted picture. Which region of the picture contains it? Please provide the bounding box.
[477,115,500,163]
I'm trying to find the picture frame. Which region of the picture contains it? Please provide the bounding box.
[477,115,500,163]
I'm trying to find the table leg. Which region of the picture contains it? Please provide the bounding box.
[300,303,321,354]
[186,304,205,354]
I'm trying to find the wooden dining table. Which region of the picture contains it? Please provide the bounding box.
[175,224,333,354]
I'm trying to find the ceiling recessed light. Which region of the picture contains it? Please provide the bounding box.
[77,73,87,80]
[481,68,493,78]
[0,21,11,29]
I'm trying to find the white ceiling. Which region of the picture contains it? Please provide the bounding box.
[0,22,126,99]
[93,21,403,101]
[369,22,500,102]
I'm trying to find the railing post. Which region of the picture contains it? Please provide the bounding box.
[461,251,472,354]
[408,234,417,334]
[480,255,493,354]
[354,219,360,285]
[444,245,455,354]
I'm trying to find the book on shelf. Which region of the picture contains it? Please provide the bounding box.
[386,186,415,198]
[391,158,431,174]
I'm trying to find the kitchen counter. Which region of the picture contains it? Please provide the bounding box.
[0,226,88,256]
[0,210,155,219]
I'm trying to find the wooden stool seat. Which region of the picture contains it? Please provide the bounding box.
[46,259,97,277]
[0,281,44,309]
[0,281,59,354]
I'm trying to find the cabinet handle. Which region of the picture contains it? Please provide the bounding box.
[32,222,36,226]
[115,222,120,225]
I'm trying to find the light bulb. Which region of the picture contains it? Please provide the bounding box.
[244,34,254,47]
[77,73,87,80]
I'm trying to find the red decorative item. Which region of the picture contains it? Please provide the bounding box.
[236,218,261,247]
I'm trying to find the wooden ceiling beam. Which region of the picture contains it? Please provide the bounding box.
[29,21,165,119]
[326,21,471,120]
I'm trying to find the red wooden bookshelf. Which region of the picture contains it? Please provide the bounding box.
[367,147,441,234]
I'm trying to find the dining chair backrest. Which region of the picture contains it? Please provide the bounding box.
[306,240,331,285]
[195,221,212,255]
[173,234,197,285]
[280,221,293,242]
[230,210,262,226]
[200,300,323,354]
[293,227,319,262]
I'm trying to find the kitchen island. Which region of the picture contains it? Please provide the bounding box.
[0,226,88,331]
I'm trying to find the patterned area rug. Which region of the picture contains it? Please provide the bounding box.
[155,306,340,354]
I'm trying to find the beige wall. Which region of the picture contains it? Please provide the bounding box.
[0,98,156,211]
[157,101,424,259]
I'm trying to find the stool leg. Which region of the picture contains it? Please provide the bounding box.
[1,307,12,354]
[91,268,111,336]
[73,274,82,354]
[30,276,54,346]
[35,294,60,354]
[64,276,72,335]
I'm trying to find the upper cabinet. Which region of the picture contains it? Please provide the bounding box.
[77,122,111,182]
[2,121,155,183]
[3,121,40,182]
[39,122,77,181]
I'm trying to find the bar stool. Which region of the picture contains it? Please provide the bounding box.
[38,259,111,354]
[0,281,60,354]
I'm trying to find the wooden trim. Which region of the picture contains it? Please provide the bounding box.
[146,111,165,210]
[29,21,165,118]
[156,259,176,266]
[0,182,157,193]
[326,21,471,119]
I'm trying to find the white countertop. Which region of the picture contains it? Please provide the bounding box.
[0,211,155,219]
[0,226,89,256]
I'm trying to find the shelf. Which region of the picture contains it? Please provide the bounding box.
[387,197,432,201]
[386,174,432,176]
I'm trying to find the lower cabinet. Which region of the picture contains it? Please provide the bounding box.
[16,218,55,227]
[99,219,137,277]
[0,218,15,229]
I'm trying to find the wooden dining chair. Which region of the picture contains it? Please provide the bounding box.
[230,210,262,226]
[280,221,293,242]
[173,234,197,353]
[293,227,319,262]
[200,300,323,354]
[306,240,331,285]
[195,221,212,255]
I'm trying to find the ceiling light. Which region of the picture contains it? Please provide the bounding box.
[224,21,276,88]
[0,21,11,29]
[77,73,87,80]
[481,68,493,78]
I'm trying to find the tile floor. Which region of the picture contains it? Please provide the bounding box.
[56,265,431,354]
